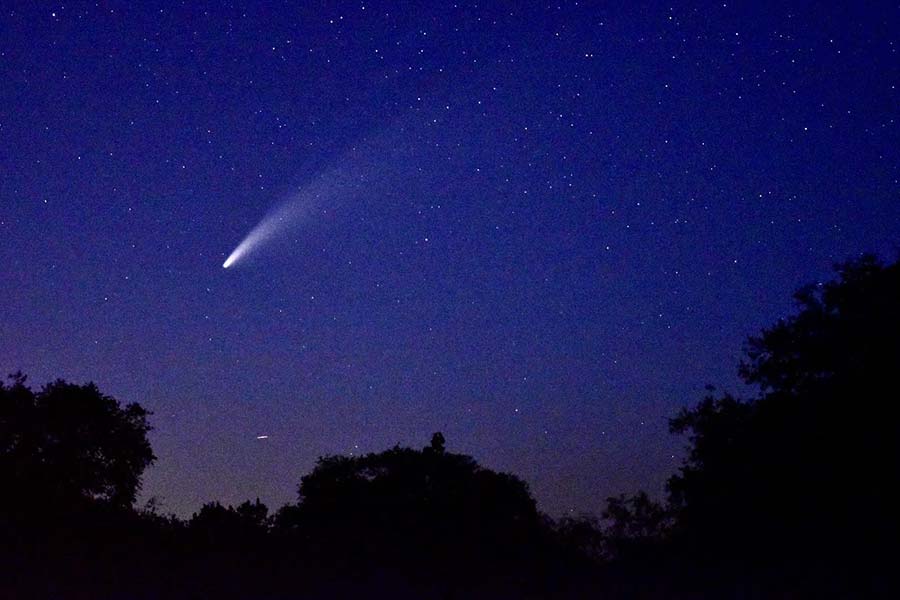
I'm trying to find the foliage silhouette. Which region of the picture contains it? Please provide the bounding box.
[599,491,670,561]
[188,498,271,546]
[2,254,899,598]
[0,373,155,511]
[271,434,563,596]
[659,255,900,596]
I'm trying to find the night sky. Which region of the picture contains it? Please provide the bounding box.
[1,1,897,517]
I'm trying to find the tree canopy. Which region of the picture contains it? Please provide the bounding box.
[664,255,900,594]
[0,374,155,510]
[274,432,546,591]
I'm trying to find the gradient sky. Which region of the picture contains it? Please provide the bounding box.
[1,1,897,517]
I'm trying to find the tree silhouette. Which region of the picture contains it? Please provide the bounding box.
[273,433,552,596]
[0,374,159,599]
[599,491,670,560]
[664,255,900,595]
[5,254,897,598]
[188,498,271,545]
[739,255,900,395]
[0,373,155,510]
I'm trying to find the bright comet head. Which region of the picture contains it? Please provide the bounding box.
[222,237,254,269]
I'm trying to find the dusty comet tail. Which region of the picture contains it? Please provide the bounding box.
[221,130,396,269]
[221,198,312,268]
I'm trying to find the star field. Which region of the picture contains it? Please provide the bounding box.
[1,1,897,516]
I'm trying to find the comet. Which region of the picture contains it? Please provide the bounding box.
[222,152,378,269]
[222,197,315,269]
[221,125,409,269]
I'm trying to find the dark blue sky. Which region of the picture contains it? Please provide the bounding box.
[1,1,897,517]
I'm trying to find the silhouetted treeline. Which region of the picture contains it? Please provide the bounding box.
[2,254,898,598]
[597,254,900,598]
